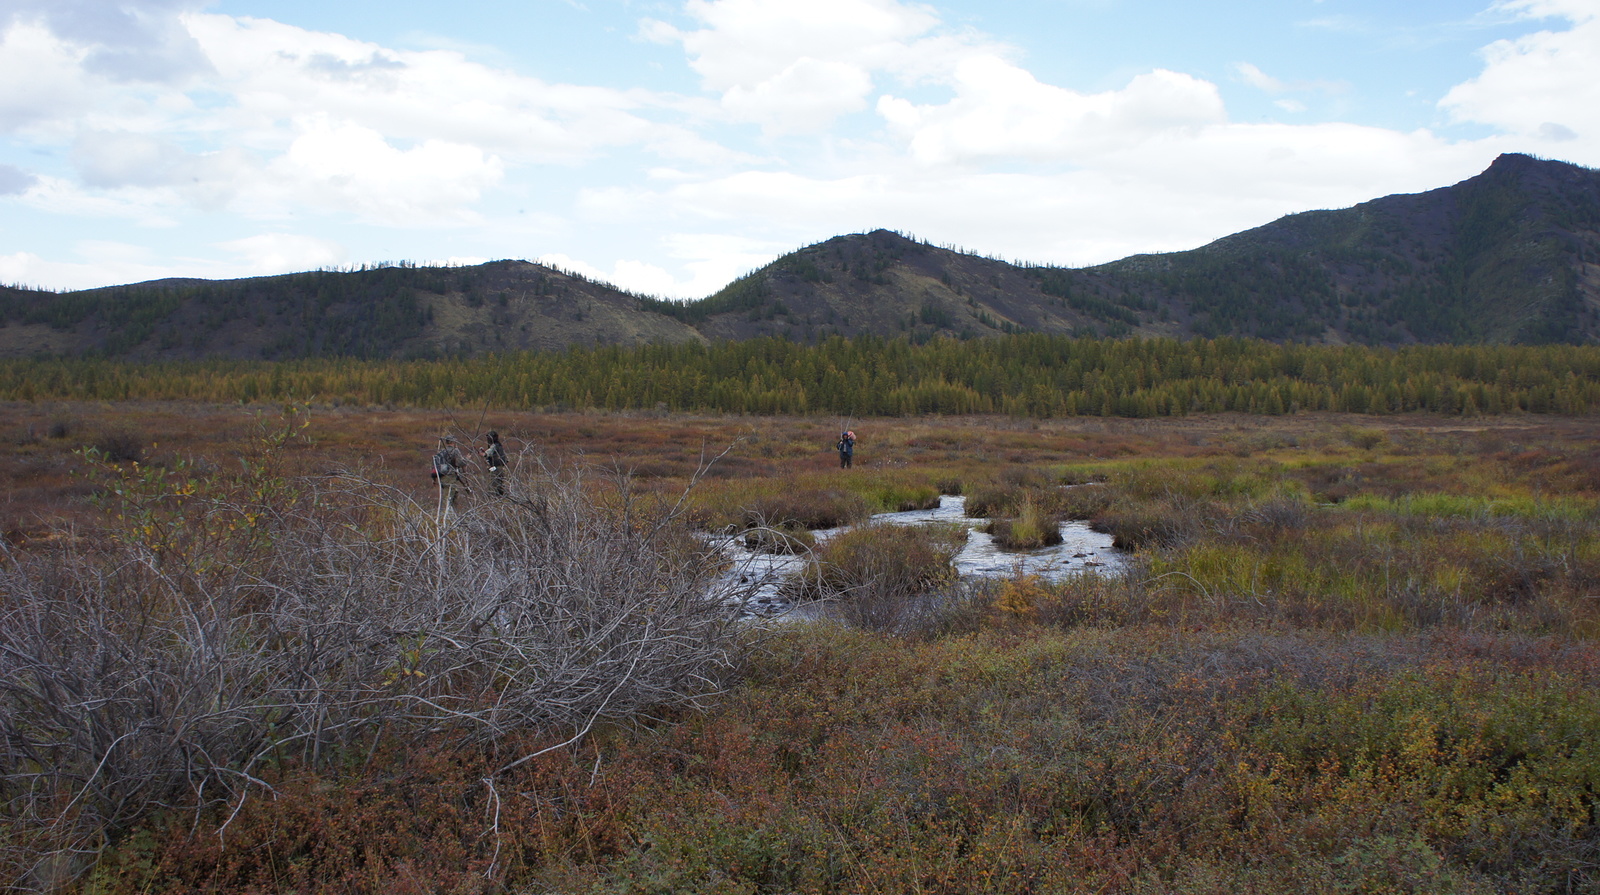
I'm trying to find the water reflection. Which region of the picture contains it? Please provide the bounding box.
[871,495,1123,580]
[714,494,1124,615]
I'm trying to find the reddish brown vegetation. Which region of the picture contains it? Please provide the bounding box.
[9,404,1600,893]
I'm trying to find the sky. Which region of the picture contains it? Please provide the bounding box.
[1,0,1598,299]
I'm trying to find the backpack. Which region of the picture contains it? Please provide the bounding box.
[432,448,458,478]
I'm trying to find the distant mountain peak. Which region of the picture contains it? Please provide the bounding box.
[1489,151,1540,169]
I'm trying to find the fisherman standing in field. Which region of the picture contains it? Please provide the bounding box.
[431,435,469,511]
[481,430,508,496]
[836,429,856,469]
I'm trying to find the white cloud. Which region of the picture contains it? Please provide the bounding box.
[71,129,183,187]
[661,232,790,295]
[1440,0,1600,158]
[542,233,785,298]
[0,250,86,288]
[2,0,212,84]
[1,8,691,229]
[880,63,1226,166]
[0,22,97,134]
[263,118,504,223]
[1232,61,1348,103]
[0,230,344,290]
[1492,0,1600,21]
[186,14,660,161]
[653,0,940,91]
[644,0,978,133]
[0,162,34,194]
[0,248,173,290]
[17,173,180,226]
[1235,62,1287,93]
[721,57,875,134]
[219,232,347,273]
[604,258,682,297]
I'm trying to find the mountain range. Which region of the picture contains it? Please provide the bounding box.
[2,152,1597,361]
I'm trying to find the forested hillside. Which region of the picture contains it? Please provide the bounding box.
[2,154,1597,359]
[1092,152,1600,343]
[0,261,702,361]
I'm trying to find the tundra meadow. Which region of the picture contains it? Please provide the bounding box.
[2,344,1600,893]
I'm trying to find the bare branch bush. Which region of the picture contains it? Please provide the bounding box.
[0,442,747,889]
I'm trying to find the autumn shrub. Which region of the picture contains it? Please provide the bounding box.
[1053,482,1115,519]
[690,476,874,532]
[976,568,1169,629]
[20,412,1600,892]
[963,482,1021,518]
[0,421,747,890]
[738,488,871,530]
[693,468,957,533]
[1237,492,1311,536]
[742,521,815,554]
[90,428,145,464]
[60,566,1600,894]
[783,522,966,631]
[1235,663,1600,892]
[826,468,953,514]
[983,495,1063,549]
[1343,426,1389,451]
[1090,494,1223,550]
[534,627,1600,894]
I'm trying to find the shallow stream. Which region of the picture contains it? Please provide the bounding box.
[716,494,1125,616]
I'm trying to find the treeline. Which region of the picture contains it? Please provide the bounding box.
[3,334,1599,417]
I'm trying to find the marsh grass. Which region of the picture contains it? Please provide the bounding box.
[861,480,942,512]
[782,522,968,631]
[1341,491,1597,521]
[963,482,1021,518]
[690,477,873,531]
[983,495,1064,549]
[1094,483,1600,636]
[691,468,955,533]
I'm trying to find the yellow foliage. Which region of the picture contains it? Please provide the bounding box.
[993,574,1052,618]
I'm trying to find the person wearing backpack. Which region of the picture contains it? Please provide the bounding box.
[836,429,856,469]
[481,430,508,496]
[431,435,468,510]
